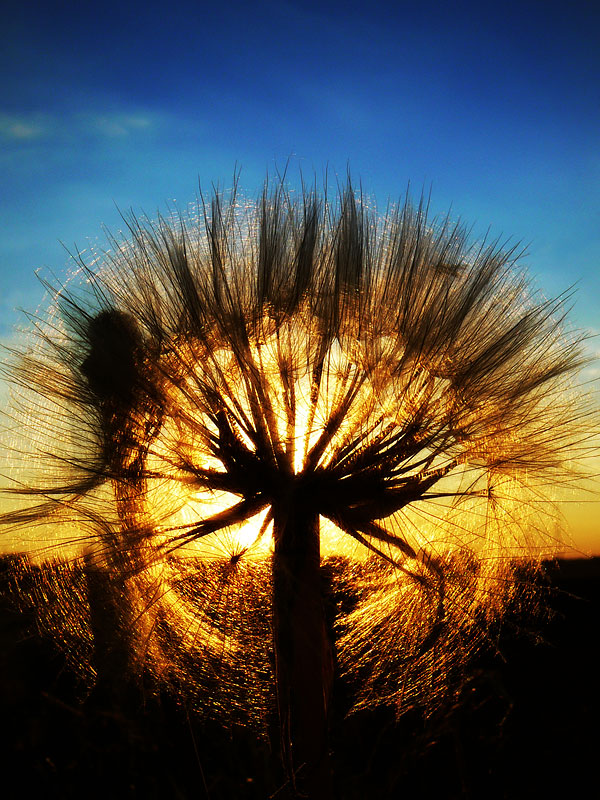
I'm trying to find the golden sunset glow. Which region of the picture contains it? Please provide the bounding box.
[0,178,593,759]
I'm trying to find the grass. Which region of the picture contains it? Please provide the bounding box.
[1,555,598,799]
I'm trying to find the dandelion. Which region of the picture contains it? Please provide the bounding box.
[0,174,590,797]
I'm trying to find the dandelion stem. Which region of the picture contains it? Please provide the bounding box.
[272,500,333,799]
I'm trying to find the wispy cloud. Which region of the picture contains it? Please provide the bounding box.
[0,113,48,140]
[79,112,155,138]
[0,110,158,144]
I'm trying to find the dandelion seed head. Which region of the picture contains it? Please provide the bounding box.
[0,174,591,727]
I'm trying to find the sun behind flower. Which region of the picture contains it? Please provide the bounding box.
[0,174,591,796]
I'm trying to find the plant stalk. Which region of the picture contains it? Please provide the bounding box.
[272,500,334,799]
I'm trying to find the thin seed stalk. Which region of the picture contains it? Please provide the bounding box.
[272,498,334,799]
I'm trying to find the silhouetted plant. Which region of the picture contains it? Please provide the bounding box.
[0,174,590,797]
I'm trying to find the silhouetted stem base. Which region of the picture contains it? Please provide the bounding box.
[272,504,334,799]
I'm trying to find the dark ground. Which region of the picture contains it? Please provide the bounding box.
[1,557,598,799]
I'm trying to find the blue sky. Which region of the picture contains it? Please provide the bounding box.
[1,0,599,550]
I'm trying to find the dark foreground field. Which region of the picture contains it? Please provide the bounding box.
[1,557,598,799]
